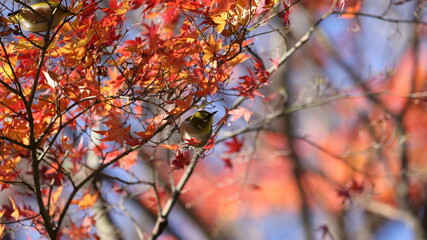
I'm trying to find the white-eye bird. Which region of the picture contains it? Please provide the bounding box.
[179,110,217,148]
[7,1,75,33]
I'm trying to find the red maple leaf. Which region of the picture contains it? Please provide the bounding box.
[203,135,216,150]
[224,136,244,153]
[233,70,263,98]
[254,59,269,84]
[184,137,202,147]
[268,52,281,72]
[171,150,191,170]
[233,60,269,98]
[93,113,137,145]
[222,158,233,169]
[135,122,156,139]
[277,3,291,26]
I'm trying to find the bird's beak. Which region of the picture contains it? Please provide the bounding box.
[212,111,218,115]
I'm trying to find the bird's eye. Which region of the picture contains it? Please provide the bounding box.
[202,117,209,122]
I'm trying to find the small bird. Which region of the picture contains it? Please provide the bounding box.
[179,110,217,148]
[7,1,75,33]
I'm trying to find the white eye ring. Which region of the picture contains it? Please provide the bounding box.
[203,117,209,122]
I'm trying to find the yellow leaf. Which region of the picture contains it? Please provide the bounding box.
[49,186,64,215]
[0,156,20,179]
[203,35,222,63]
[9,197,19,220]
[52,186,63,206]
[211,12,228,33]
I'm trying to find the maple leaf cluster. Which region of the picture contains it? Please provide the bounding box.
[0,0,281,237]
[0,0,320,238]
[171,149,192,170]
[233,59,269,98]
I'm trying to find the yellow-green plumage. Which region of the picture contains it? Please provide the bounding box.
[179,110,217,148]
[7,1,74,33]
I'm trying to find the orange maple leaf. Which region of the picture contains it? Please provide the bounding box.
[104,68,126,94]
[340,1,361,18]
[135,122,157,139]
[63,219,93,239]
[169,96,193,115]
[0,210,4,236]
[227,52,251,67]
[72,192,99,209]
[159,144,180,151]
[44,162,59,175]
[94,114,135,145]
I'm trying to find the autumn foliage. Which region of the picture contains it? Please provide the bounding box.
[1,0,427,239]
